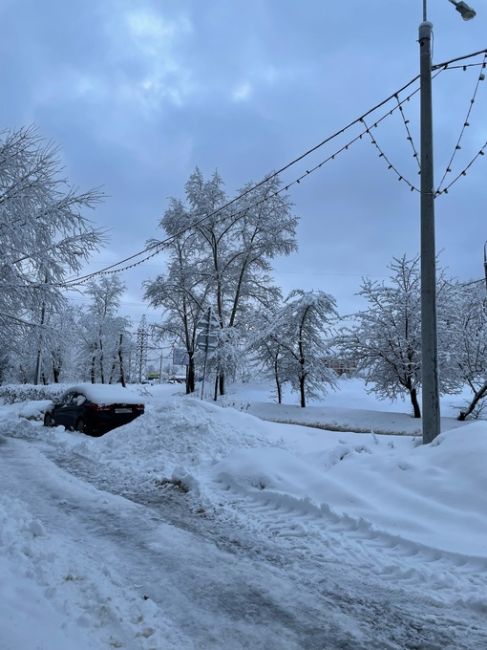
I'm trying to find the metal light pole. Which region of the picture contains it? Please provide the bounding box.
[419,0,476,444]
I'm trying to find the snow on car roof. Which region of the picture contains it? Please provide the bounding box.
[66,384,144,406]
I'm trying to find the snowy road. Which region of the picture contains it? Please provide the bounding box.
[2,430,486,649]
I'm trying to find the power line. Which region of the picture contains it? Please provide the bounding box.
[41,59,487,287]
[6,47,487,292]
[63,80,431,288]
[60,74,430,287]
[432,47,487,71]
[62,49,487,287]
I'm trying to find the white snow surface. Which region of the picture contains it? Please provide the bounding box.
[1,378,487,648]
[64,383,145,405]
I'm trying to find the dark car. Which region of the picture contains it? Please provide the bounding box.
[43,385,145,436]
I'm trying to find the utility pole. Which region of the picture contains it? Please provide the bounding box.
[419,11,440,444]
[419,0,476,444]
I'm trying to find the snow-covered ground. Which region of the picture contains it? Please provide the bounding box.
[1,378,486,649]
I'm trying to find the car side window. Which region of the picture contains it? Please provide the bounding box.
[74,394,87,406]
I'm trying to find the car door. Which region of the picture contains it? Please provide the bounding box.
[54,392,78,428]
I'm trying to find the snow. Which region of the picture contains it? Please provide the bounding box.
[1,377,487,648]
[64,383,145,405]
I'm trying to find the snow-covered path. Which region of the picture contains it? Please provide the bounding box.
[2,427,486,650]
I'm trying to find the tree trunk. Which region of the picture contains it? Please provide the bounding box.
[458,380,487,421]
[90,355,96,383]
[186,355,195,394]
[213,374,219,401]
[34,299,46,385]
[219,372,225,396]
[118,333,126,387]
[299,375,306,408]
[410,387,421,418]
[52,362,60,383]
[274,358,282,404]
[98,338,105,384]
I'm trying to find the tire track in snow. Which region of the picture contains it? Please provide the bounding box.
[205,474,487,614]
[36,437,487,649]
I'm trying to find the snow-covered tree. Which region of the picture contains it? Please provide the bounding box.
[340,256,422,416]
[144,199,211,393]
[446,282,487,420]
[78,277,130,384]
[188,171,295,396]
[249,303,288,404]
[134,315,149,383]
[0,126,102,375]
[145,168,297,396]
[29,303,80,383]
[339,255,455,418]
[276,290,338,408]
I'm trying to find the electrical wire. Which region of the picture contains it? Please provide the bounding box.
[432,47,487,71]
[5,47,487,291]
[63,82,429,288]
[54,50,487,286]
[60,74,430,287]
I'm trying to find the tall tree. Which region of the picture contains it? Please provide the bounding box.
[249,303,287,404]
[274,290,338,408]
[145,199,211,394]
[446,283,487,420]
[79,276,130,383]
[339,255,454,418]
[147,168,298,396]
[0,126,103,375]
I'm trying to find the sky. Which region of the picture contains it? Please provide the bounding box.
[1,0,486,324]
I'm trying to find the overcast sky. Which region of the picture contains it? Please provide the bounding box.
[1,0,486,324]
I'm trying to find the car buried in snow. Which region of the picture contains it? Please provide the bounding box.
[43,384,144,436]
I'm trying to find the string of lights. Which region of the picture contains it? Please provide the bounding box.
[61,74,431,288]
[358,65,447,191]
[446,62,487,71]
[15,47,487,290]
[432,47,487,71]
[394,94,421,170]
[63,83,430,288]
[437,52,487,193]
[360,116,419,192]
[436,137,487,196]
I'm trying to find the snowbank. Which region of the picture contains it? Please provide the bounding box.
[67,395,278,491]
[211,421,487,558]
[58,389,487,560]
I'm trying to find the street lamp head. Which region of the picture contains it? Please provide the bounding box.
[448,0,476,20]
